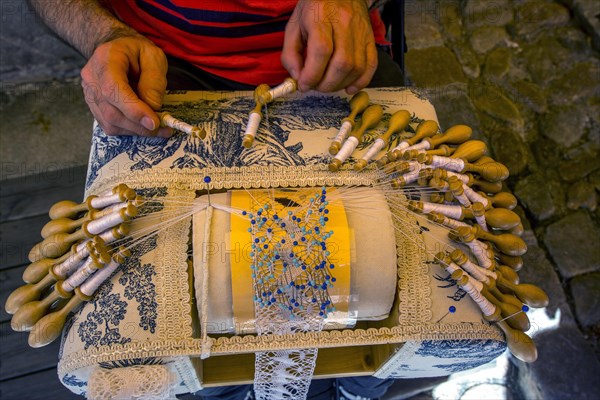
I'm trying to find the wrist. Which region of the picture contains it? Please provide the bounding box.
[90,25,143,57]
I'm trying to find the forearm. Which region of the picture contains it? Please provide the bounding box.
[28,0,139,59]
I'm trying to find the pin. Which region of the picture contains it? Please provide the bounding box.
[204,176,212,205]
[436,305,457,323]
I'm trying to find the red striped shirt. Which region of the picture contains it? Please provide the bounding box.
[107,1,388,85]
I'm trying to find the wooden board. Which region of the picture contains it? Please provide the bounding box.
[0,215,49,270]
[0,367,81,399]
[0,321,62,381]
[0,264,26,323]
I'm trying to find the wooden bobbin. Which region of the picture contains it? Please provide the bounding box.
[257,77,297,104]
[355,110,411,171]
[485,208,521,231]
[453,271,529,331]
[385,120,439,162]
[482,192,518,210]
[330,91,370,155]
[158,112,205,139]
[22,250,71,284]
[242,84,270,148]
[485,307,538,363]
[454,274,537,362]
[468,174,503,194]
[41,214,91,239]
[449,140,488,162]
[10,288,72,332]
[471,224,528,256]
[425,124,473,150]
[496,253,523,271]
[28,247,131,347]
[463,161,510,182]
[497,265,519,284]
[496,274,549,308]
[329,104,383,172]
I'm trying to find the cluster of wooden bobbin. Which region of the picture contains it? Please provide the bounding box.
[357,109,546,362]
[4,184,141,348]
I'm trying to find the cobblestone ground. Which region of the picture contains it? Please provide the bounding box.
[1,0,599,398]
[402,0,600,398]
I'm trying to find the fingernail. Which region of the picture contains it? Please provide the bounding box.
[347,86,358,95]
[289,69,299,80]
[141,116,156,131]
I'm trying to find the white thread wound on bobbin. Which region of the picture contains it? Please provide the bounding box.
[460,256,496,282]
[431,155,465,172]
[454,191,472,208]
[62,257,98,292]
[244,112,262,138]
[404,140,431,152]
[463,184,489,208]
[391,140,410,153]
[475,214,489,232]
[162,113,195,134]
[441,215,470,229]
[87,211,126,235]
[333,121,353,144]
[90,193,121,210]
[269,80,296,99]
[464,239,494,269]
[461,280,496,316]
[93,201,128,219]
[54,247,89,278]
[445,170,471,184]
[80,259,120,296]
[421,202,464,220]
[334,136,359,164]
[362,138,386,163]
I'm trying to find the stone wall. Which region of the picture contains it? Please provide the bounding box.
[401,0,600,397]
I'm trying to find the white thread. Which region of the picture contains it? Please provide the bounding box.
[333,120,353,144]
[441,260,461,275]
[90,193,121,209]
[93,201,128,219]
[461,280,495,316]
[445,170,470,184]
[362,138,386,163]
[475,214,489,232]
[334,136,359,163]
[244,112,262,139]
[80,259,120,296]
[390,140,410,153]
[463,184,489,208]
[458,256,495,282]
[54,246,89,278]
[431,155,465,172]
[161,113,196,134]
[464,239,494,269]
[399,170,421,185]
[404,140,431,152]
[453,191,472,208]
[200,206,213,360]
[441,215,470,229]
[87,211,125,235]
[421,202,464,220]
[269,80,296,100]
[62,257,98,292]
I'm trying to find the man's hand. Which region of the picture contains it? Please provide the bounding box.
[81,36,172,137]
[281,0,378,94]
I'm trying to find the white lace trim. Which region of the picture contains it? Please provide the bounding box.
[87,365,177,400]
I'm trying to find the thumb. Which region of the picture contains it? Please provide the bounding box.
[137,45,168,110]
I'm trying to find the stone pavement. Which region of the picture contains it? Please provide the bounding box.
[1,0,599,398]
[402,0,600,398]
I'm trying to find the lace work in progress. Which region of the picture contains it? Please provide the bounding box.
[241,188,339,399]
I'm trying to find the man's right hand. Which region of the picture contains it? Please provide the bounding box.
[81,35,172,137]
